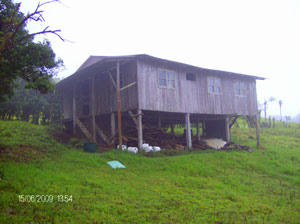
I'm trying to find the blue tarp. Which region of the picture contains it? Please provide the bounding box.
[107,160,126,169]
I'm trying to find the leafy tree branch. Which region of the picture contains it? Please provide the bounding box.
[0,0,64,103]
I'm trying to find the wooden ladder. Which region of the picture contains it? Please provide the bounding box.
[76,118,93,141]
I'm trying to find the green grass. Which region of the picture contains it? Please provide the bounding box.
[0,120,300,223]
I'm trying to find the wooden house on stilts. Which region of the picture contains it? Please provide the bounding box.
[56,54,264,150]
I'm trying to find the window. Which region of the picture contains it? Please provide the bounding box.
[186,73,196,81]
[159,70,175,88]
[207,77,222,94]
[234,81,246,96]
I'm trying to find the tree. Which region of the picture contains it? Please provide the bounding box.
[0,78,61,124]
[257,101,264,125]
[263,96,275,121]
[0,0,64,103]
[278,100,283,126]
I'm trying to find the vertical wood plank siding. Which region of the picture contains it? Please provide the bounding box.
[61,57,259,120]
[86,60,138,116]
[137,60,258,115]
[61,60,138,119]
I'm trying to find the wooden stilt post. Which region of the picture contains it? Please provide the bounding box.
[128,110,138,127]
[117,62,122,147]
[202,121,206,136]
[72,84,77,136]
[225,116,231,142]
[255,115,260,146]
[91,76,96,142]
[158,114,161,129]
[171,123,174,135]
[185,113,192,150]
[196,118,200,143]
[137,109,143,151]
[111,112,115,144]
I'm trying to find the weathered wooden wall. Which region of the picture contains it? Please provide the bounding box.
[61,57,259,121]
[96,60,138,115]
[137,60,258,116]
[61,60,138,119]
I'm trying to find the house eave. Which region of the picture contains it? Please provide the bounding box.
[56,54,265,90]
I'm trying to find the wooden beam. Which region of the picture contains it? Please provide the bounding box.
[111,113,115,144]
[107,71,117,90]
[72,84,76,136]
[137,109,143,151]
[185,113,192,150]
[196,118,200,142]
[202,121,206,136]
[158,114,161,129]
[128,112,143,117]
[95,124,110,146]
[128,110,138,127]
[117,62,122,148]
[103,60,131,74]
[91,76,96,142]
[76,118,93,141]
[255,115,260,146]
[120,82,136,91]
[225,116,231,142]
[229,116,239,129]
[171,123,174,135]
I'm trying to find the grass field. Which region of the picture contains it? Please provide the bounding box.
[0,120,300,223]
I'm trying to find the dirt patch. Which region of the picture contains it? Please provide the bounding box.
[222,142,254,152]
[122,124,214,150]
[50,129,73,144]
[259,145,267,150]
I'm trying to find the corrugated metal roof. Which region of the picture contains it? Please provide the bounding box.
[56,54,265,88]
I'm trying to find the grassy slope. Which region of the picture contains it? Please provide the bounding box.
[0,121,300,223]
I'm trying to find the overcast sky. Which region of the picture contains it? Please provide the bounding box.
[19,0,300,117]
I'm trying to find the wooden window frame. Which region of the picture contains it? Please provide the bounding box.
[158,69,176,89]
[234,81,246,97]
[207,77,222,94]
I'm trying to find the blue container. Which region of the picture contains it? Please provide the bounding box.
[83,142,97,153]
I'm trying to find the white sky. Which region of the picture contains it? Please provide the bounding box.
[19,0,300,117]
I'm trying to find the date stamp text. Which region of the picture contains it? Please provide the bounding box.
[18,195,73,203]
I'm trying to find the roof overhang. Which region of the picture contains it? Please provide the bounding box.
[56,54,265,89]
[56,55,137,89]
[136,54,266,80]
